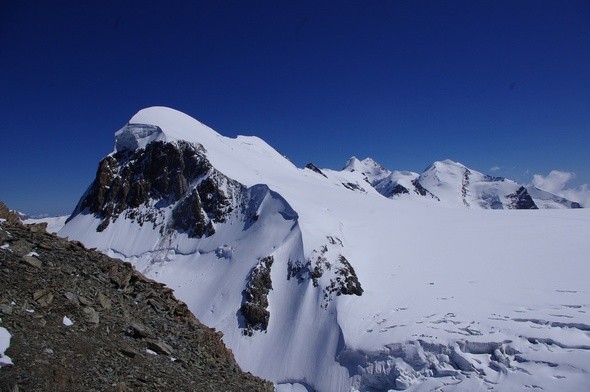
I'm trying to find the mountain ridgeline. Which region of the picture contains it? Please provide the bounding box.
[341,157,581,210]
[59,107,589,392]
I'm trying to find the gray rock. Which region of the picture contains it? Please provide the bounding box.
[33,289,54,307]
[146,340,173,356]
[27,223,47,233]
[38,242,53,250]
[83,307,100,324]
[128,323,152,339]
[97,292,111,309]
[64,291,79,304]
[11,240,33,256]
[33,289,48,301]
[78,295,93,306]
[22,255,42,268]
[0,304,13,315]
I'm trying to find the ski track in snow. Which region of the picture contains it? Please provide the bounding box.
[58,107,590,392]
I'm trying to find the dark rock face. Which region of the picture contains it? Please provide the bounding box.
[287,236,363,308]
[171,188,215,237]
[240,256,274,336]
[371,178,410,198]
[412,179,440,201]
[461,168,471,207]
[342,182,366,192]
[331,255,363,296]
[305,163,328,178]
[391,183,410,196]
[0,214,273,392]
[69,141,241,237]
[507,187,538,210]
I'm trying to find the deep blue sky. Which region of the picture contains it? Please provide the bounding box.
[1,1,589,215]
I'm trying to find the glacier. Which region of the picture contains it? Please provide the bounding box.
[60,106,590,391]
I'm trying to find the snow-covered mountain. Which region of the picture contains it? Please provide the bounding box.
[526,184,583,209]
[342,157,581,210]
[60,107,590,391]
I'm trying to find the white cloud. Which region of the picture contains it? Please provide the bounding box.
[532,170,575,194]
[532,170,590,207]
[562,184,590,208]
[490,166,500,172]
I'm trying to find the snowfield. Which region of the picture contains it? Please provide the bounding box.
[0,327,12,367]
[60,107,590,391]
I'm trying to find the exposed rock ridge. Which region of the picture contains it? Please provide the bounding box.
[69,140,242,236]
[287,236,363,308]
[461,168,471,207]
[0,209,273,392]
[0,203,21,225]
[507,186,538,210]
[240,256,274,336]
[305,163,328,178]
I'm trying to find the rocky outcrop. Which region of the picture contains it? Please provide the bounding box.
[240,256,274,336]
[69,140,241,236]
[288,236,363,308]
[507,186,538,209]
[325,255,363,297]
[342,182,366,192]
[305,163,328,178]
[461,168,471,207]
[0,213,273,392]
[390,183,410,196]
[0,202,21,225]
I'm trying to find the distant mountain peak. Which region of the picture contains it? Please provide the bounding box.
[425,159,466,171]
[439,158,462,165]
[343,156,361,171]
[338,157,579,210]
[342,156,391,183]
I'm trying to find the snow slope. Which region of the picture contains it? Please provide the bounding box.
[24,216,68,233]
[61,107,590,391]
[0,327,12,367]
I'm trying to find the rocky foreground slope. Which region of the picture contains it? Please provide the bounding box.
[0,202,273,392]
